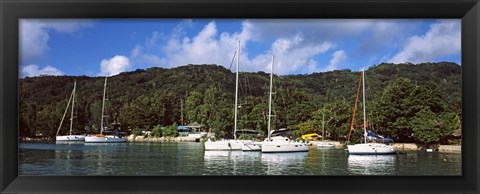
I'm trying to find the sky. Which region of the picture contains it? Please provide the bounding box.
[19,19,461,77]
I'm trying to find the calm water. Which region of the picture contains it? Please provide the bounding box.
[19,142,461,176]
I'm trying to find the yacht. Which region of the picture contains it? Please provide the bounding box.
[85,77,127,143]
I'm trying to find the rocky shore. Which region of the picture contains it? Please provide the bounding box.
[308,141,461,152]
[308,141,344,148]
[391,143,461,152]
[20,136,462,152]
[126,135,200,142]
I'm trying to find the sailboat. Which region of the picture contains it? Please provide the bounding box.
[261,53,309,153]
[347,67,396,155]
[204,41,254,151]
[317,110,335,148]
[85,77,127,143]
[56,81,86,142]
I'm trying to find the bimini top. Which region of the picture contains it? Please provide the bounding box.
[367,131,393,142]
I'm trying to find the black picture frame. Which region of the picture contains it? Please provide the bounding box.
[1,0,479,193]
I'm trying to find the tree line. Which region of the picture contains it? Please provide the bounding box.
[19,62,461,145]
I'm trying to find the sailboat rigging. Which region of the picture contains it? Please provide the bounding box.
[56,81,86,142]
[317,108,334,148]
[347,67,396,155]
[260,53,309,153]
[85,77,127,143]
[204,41,254,151]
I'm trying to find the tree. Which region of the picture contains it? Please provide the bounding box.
[371,78,453,143]
[248,101,268,134]
[199,85,233,138]
[185,91,203,125]
[371,77,417,142]
[18,62,461,142]
[411,107,442,144]
[317,100,352,142]
[296,120,318,135]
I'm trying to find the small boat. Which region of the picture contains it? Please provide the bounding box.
[242,141,262,151]
[262,136,309,153]
[204,41,251,151]
[347,143,396,155]
[56,81,85,142]
[239,129,262,151]
[260,53,309,153]
[84,131,127,143]
[346,67,396,155]
[85,77,127,143]
[317,110,334,149]
[205,138,252,150]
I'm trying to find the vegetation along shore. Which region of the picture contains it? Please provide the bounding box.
[20,62,461,148]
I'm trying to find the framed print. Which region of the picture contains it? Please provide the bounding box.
[1,0,479,193]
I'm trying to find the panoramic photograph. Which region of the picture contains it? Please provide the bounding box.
[18,19,461,176]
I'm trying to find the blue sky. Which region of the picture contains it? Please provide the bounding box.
[19,19,461,77]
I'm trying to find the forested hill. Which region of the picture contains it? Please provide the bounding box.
[19,62,461,144]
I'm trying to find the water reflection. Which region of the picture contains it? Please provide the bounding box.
[20,142,86,151]
[261,152,309,175]
[20,143,461,176]
[55,141,85,145]
[306,148,349,175]
[347,155,397,175]
[203,151,262,175]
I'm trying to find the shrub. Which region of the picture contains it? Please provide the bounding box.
[151,125,162,137]
[131,127,142,136]
[163,123,178,137]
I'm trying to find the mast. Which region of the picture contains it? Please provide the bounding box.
[56,83,75,136]
[347,70,362,142]
[267,53,274,140]
[69,81,76,136]
[322,109,325,142]
[234,41,240,140]
[101,77,107,134]
[362,66,367,144]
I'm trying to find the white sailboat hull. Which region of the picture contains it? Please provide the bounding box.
[261,136,309,153]
[204,140,252,151]
[242,142,262,151]
[347,143,396,155]
[56,135,85,141]
[84,135,127,143]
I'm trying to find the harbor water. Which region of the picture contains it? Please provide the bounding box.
[19,142,461,176]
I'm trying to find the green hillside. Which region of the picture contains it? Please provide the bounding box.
[19,62,461,144]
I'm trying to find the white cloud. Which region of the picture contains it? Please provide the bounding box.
[172,19,194,39]
[129,19,458,75]
[245,19,373,42]
[98,55,131,76]
[21,64,64,77]
[387,20,460,64]
[145,31,164,49]
[248,35,334,74]
[20,19,94,63]
[132,21,247,69]
[131,20,335,74]
[131,45,143,58]
[321,50,347,72]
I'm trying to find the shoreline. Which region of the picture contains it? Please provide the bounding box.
[309,141,461,153]
[126,135,200,142]
[19,137,462,152]
[390,143,462,152]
